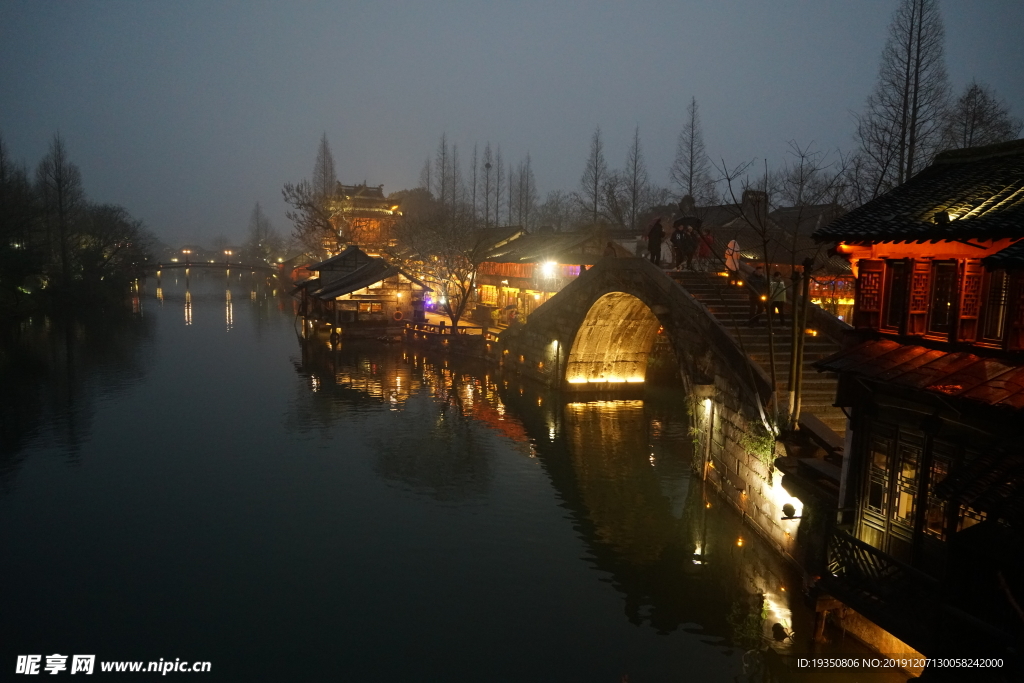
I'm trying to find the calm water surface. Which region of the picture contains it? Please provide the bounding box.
[0,271,900,682]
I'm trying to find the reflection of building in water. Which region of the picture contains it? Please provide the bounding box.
[225,289,233,331]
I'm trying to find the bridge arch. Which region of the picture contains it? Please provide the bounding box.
[564,291,662,386]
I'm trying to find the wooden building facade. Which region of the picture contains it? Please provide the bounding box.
[811,140,1024,660]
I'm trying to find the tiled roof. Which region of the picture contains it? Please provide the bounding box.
[813,139,1024,243]
[309,259,429,300]
[486,231,618,264]
[981,239,1024,270]
[815,339,1024,411]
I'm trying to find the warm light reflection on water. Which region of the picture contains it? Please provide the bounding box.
[0,272,903,683]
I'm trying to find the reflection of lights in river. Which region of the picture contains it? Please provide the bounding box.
[184,291,192,325]
[311,376,320,392]
[156,287,163,303]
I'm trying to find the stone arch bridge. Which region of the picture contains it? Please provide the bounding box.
[497,256,772,406]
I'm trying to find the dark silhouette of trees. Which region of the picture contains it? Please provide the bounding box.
[35,133,85,287]
[670,98,717,207]
[311,132,337,201]
[623,125,650,232]
[283,134,340,258]
[243,202,283,263]
[579,126,608,229]
[939,81,1022,150]
[853,0,949,199]
[1,131,151,312]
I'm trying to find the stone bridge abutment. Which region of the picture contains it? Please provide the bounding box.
[497,256,813,571]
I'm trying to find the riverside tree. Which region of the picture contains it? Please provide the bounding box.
[387,192,493,330]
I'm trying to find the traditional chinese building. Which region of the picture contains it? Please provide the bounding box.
[810,139,1024,663]
[293,245,429,333]
[327,184,400,254]
[474,230,631,322]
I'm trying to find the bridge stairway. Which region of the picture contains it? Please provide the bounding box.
[672,271,847,438]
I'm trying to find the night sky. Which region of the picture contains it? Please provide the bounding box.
[2,0,1022,246]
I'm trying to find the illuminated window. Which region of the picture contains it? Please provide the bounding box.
[894,444,920,525]
[867,437,891,514]
[358,302,383,313]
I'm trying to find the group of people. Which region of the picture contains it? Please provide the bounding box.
[642,218,715,271]
[642,218,790,325]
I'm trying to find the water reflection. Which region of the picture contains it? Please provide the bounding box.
[292,340,804,654]
[0,308,154,482]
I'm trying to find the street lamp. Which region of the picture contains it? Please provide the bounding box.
[182,248,192,266]
[224,250,232,266]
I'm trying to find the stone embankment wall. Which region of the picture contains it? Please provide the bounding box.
[496,256,825,574]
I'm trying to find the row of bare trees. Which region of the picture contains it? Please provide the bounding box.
[419,136,539,232]
[0,132,153,311]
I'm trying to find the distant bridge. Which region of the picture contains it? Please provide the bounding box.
[148,261,281,274]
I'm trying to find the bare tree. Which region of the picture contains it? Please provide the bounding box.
[601,172,628,230]
[493,147,504,227]
[419,157,431,193]
[283,180,338,257]
[670,98,717,208]
[520,154,538,230]
[244,201,282,263]
[35,133,85,285]
[624,125,650,232]
[311,133,337,200]
[284,136,343,257]
[579,126,607,228]
[939,81,1022,150]
[470,143,478,227]
[482,143,493,228]
[390,199,493,330]
[433,134,451,207]
[854,0,949,197]
[537,190,574,231]
[507,161,514,227]
[450,142,464,213]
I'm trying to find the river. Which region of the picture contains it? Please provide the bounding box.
[0,269,902,681]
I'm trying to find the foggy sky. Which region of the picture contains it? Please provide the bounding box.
[2,0,1022,246]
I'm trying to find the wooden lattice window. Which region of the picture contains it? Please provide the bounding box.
[906,260,932,335]
[957,259,983,342]
[981,269,1009,343]
[883,259,908,331]
[854,259,884,329]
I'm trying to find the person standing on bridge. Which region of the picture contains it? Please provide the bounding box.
[646,218,665,266]
[725,239,741,284]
